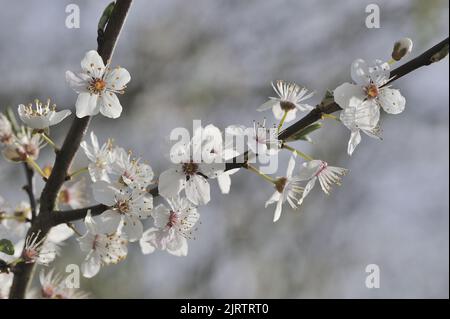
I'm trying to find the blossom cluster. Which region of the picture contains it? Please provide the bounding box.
[0,36,413,298]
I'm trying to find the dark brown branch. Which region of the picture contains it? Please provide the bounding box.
[50,37,449,227]
[52,204,109,225]
[22,163,37,220]
[8,0,133,299]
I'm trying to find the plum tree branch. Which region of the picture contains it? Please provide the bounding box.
[22,163,37,221]
[50,36,449,226]
[8,0,133,299]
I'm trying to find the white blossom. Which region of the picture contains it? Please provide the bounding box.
[39,268,89,299]
[17,99,71,129]
[226,120,280,158]
[297,160,348,204]
[58,179,88,209]
[158,129,225,206]
[140,196,199,257]
[334,59,405,155]
[80,131,115,182]
[257,80,314,122]
[66,50,131,119]
[2,128,44,162]
[78,211,128,278]
[194,124,239,194]
[92,181,153,241]
[22,231,56,265]
[265,156,304,222]
[109,147,154,190]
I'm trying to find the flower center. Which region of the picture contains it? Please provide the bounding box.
[182,162,198,176]
[275,177,288,193]
[315,161,328,177]
[41,286,55,299]
[280,101,296,111]
[366,84,379,98]
[167,211,178,228]
[116,199,130,214]
[89,78,106,94]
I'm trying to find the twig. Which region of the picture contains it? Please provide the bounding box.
[22,163,37,221]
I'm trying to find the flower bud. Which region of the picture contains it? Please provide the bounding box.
[391,37,413,61]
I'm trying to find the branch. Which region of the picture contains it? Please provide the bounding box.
[8,0,134,299]
[22,163,37,220]
[50,37,449,227]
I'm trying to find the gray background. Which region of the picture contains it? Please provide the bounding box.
[0,0,448,298]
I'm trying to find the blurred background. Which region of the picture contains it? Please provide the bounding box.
[0,0,448,298]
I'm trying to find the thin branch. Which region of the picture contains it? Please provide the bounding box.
[50,37,449,227]
[22,163,37,220]
[8,0,134,299]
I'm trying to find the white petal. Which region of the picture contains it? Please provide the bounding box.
[48,110,72,126]
[99,210,122,234]
[217,173,231,194]
[158,168,185,199]
[298,177,316,205]
[334,83,365,110]
[75,92,100,118]
[99,92,122,119]
[298,160,321,180]
[81,50,105,79]
[139,228,158,255]
[47,224,74,243]
[257,99,277,111]
[81,252,101,278]
[92,181,117,206]
[198,162,225,178]
[151,204,170,228]
[350,59,371,85]
[105,67,131,90]
[265,191,281,207]
[273,199,283,222]
[185,175,210,205]
[378,88,406,114]
[348,130,361,156]
[286,155,297,178]
[272,103,296,121]
[167,236,188,257]
[65,71,89,93]
[121,215,143,242]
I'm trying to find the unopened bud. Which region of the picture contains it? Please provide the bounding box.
[391,37,413,61]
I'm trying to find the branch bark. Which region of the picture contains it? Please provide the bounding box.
[8,0,133,299]
[22,163,37,221]
[50,37,449,227]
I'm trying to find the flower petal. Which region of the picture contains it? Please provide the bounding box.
[348,130,361,156]
[185,174,210,205]
[48,109,72,126]
[92,181,117,206]
[334,83,365,110]
[158,168,185,199]
[378,88,406,114]
[81,50,105,79]
[257,99,277,111]
[121,215,143,242]
[105,67,131,90]
[75,92,100,118]
[81,252,101,278]
[350,59,371,85]
[99,92,122,119]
